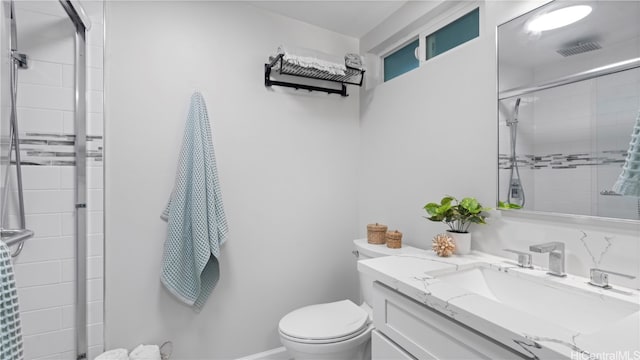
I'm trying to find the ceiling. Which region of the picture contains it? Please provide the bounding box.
[248,1,408,38]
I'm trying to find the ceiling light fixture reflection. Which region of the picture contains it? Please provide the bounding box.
[527,5,592,32]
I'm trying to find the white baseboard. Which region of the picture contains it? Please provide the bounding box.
[235,347,289,360]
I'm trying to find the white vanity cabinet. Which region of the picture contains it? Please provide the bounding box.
[372,282,525,360]
[372,330,416,360]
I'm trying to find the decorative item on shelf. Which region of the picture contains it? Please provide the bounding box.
[423,196,489,255]
[367,223,387,244]
[432,233,455,257]
[386,230,402,248]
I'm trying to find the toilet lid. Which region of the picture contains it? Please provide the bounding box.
[278,300,369,341]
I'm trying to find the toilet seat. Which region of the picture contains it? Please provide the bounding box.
[278,300,370,344]
[279,324,370,345]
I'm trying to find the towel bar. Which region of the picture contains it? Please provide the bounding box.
[265,54,364,97]
[1,228,34,247]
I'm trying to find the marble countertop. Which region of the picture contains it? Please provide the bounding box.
[358,248,640,359]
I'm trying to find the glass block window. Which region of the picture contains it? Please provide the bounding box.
[426,8,479,60]
[383,39,420,82]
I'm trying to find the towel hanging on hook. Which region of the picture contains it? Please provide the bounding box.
[160,91,229,310]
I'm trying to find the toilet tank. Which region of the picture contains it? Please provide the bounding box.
[353,239,425,306]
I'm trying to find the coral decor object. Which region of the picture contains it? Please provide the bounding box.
[432,233,456,257]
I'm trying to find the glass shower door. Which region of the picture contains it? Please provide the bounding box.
[0,1,104,359]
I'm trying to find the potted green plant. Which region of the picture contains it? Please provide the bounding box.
[423,196,489,254]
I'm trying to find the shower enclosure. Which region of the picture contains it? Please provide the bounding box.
[0,1,104,359]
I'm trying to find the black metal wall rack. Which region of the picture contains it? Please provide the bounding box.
[265,54,365,97]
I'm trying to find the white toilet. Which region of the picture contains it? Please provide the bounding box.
[278,238,423,360]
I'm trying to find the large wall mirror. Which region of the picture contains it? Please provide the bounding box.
[498,0,640,221]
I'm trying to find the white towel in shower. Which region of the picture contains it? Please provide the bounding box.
[94,349,129,360]
[129,345,160,360]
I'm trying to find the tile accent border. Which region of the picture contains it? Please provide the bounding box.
[499,150,626,170]
[2,132,103,166]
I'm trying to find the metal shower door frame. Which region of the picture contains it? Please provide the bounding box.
[58,1,89,359]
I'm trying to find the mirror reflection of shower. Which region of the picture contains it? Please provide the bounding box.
[506,97,525,207]
[497,68,640,221]
[497,0,640,221]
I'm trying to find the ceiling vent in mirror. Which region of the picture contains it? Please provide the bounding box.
[557,41,602,57]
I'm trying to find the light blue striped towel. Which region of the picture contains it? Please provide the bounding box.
[0,241,23,360]
[612,111,640,196]
[161,92,229,310]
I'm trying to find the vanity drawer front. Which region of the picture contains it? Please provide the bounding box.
[372,330,417,360]
[373,282,522,360]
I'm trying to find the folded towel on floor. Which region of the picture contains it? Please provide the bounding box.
[345,53,366,71]
[161,92,229,311]
[0,241,23,360]
[130,345,161,360]
[277,45,347,76]
[94,349,129,360]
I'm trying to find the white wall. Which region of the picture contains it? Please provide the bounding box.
[104,1,360,358]
[358,0,639,289]
[358,1,497,249]
[1,1,105,359]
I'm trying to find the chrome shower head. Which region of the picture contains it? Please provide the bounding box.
[506,98,521,126]
[9,0,17,52]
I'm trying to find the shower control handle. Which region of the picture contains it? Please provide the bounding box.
[11,52,28,69]
[503,249,533,268]
[589,268,635,289]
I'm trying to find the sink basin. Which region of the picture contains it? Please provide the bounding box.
[434,264,639,334]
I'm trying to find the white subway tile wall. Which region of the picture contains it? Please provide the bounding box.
[7,1,104,359]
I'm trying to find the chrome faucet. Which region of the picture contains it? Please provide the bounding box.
[529,242,566,277]
[589,268,636,290]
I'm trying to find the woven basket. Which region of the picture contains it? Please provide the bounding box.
[386,230,402,249]
[367,223,388,244]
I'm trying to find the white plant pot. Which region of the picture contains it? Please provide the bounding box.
[447,230,471,255]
